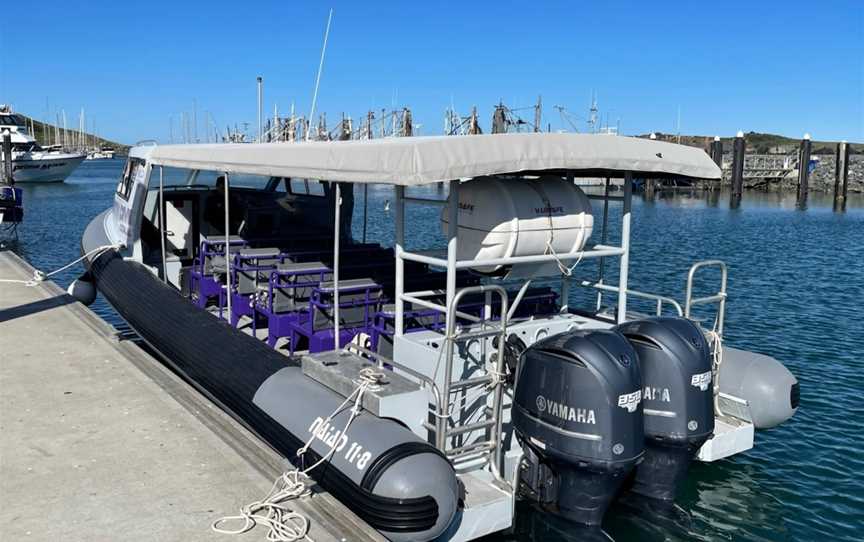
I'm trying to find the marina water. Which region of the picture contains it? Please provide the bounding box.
[3,160,861,541]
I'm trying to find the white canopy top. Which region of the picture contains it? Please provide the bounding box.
[142,133,721,185]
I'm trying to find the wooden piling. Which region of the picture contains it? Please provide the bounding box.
[1,130,12,183]
[834,140,850,212]
[711,136,723,167]
[710,136,723,191]
[730,131,745,208]
[796,134,812,209]
[644,178,656,201]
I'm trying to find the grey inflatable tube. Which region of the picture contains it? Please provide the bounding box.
[717,347,799,429]
[83,240,459,542]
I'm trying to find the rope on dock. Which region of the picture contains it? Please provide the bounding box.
[0,244,121,286]
[211,366,385,542]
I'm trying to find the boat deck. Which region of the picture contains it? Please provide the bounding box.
[0,251,383,541]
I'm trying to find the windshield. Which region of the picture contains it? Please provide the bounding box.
[0,115,25,127]
[11,142,42,152]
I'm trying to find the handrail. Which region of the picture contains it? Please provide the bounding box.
[580,281,683,316]
[400,246,625,270]
[685,260,728,336]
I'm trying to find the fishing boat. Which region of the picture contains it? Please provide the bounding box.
[79,133,798,540]
[0,106,85,183]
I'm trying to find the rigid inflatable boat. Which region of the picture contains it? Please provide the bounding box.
[81,133,798,540]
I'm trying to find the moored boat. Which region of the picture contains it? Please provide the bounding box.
[0,106,85,183]
[80,133,798,540]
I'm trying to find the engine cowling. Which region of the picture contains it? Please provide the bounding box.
[512,329,643,525]
[617,317,714,501]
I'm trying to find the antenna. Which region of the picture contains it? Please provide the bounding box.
[308,8,333,140]
[257,77,263,143]
[534,95,542,133]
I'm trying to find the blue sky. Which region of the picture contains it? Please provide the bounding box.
[1,1,861,144]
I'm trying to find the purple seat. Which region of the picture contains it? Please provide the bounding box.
[190,236,247,309]
[253,261,332,347]
[288,278,382,354]
[227,247,283,326]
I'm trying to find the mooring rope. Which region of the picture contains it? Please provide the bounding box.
[0,243,121,286]
[211,366,385,542]
[704,327,724,416]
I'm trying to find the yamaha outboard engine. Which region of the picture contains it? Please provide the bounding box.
[512,329,644,526]
[617,317,714,502]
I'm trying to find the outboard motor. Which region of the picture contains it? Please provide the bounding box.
[617,317,714,502]
[512,329,644,526]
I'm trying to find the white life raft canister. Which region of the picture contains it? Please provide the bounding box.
[441,176,593,278]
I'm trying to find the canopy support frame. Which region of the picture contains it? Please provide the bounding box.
[158,166,167,284]
[333,182,342,351]
[224,174,232,321]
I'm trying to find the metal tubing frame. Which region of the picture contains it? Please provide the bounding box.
[362,184,368,242]
[158,166,167,283]
[616,172,633,324]
[400,294,483,323]
[685,260,728,336]
[438,284,509,483]
[333,183,341,350]
[581,280,683,316]
[400,246,625,270]
[439,179,460,450]
[506,280,533,321]
[394,185,406,335]
[596,176,611,310]
[224,173,232,319]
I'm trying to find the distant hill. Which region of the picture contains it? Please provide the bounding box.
[18,114,130,155]
[642,132,862,155]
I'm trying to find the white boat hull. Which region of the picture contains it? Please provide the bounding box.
[11,153,86,183]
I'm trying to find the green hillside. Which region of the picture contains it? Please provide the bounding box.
[17,114,130,155]
[644,132,862,155]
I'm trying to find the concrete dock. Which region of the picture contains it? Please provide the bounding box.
[0,251,382,541]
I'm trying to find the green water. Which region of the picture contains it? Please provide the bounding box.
[4,160,862,541]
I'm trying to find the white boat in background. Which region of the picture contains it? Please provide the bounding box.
[87,146,117,160]
[0,106,85,183]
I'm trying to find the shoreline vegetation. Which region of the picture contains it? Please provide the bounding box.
[18,114,130,156]
[642,131,861,155]
[14,112,860,192]
[17,111,860,157]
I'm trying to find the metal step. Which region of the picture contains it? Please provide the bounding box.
[447,470,514,541]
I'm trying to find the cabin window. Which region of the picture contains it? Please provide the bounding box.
[289,178,326,197]
[0,115,24,126]
[11,142,41,152]
[116,158,146,201]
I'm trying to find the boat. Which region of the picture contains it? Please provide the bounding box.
[0,185,23,226]
[86,146,117,160]
[79,133,798,541]
[0,105,86,183]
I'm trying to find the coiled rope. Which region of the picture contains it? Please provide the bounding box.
[211,365,385,542]
[0,243,122,286]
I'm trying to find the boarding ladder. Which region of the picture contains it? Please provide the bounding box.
[425,285,510,480]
